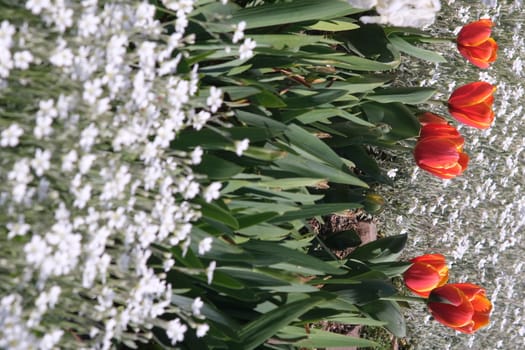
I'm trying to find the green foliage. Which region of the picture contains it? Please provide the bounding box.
[160,0,447,348]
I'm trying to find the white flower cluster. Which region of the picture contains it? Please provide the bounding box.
[0,1,253,349]
[348,0,442,28]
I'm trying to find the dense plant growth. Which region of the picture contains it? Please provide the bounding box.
[0,1,495,349]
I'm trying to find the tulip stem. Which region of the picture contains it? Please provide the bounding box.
[381,295,427,303]
[425,99,447,105]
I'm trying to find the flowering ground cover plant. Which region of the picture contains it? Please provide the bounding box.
[0,0,494,349]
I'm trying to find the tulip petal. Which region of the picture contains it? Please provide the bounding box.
[404,263,445,297]
[448,82,495,108]
[420,124,464,148]
[449,103,494,129]
[429,286,474,328]
[457,19,493,46]
[418,112,449,125]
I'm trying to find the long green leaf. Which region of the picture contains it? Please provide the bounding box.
[238,296,326,350]
[284,124,345,169]
[271,202,362,223]
[273,153,368,187]
[224,0,362,30]
[389,35,446,63]
[293,328,379,348]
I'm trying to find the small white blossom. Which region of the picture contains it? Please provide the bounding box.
[239,38,256,60]
[203,182,221,203]
[232,21,246,44]
[191,297,204,316]
[34,115,53,139]
[39,329,64,350]
[206,86,223,113]
[13,50,33,70]
[166,318,187,345]
[196,323,209,337]
[0,20,15,49]
[191,146,203,165]
[24,235,51,267]
[1,123,24,147]
[78,12,101,38]
[192,110,211,130]
[78,154,96,174]
[80,124,99,151]
[31,148,52,177]
[206,261,216,285]
[26,0,51,15]
[198,237,213,255]
[7,221,31,239]
[234,138,250,156]
[83,78,104,105]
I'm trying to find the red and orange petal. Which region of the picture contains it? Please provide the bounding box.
[420,124,464,148]
[458,38,498,69]
[404,263,448,297]
[429,289,475,329]
[415,138,468,179]
[457,19,494,46]
[418,112,449,126]
[448,82,495,107]
[448,104,495,129]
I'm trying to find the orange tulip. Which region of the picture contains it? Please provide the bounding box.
[428,283,492,334]
[448,81,496,129]
[414,117,469,179]
[457,19,498,69]
[403,254,449,297]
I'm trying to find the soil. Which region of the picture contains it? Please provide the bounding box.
[310,211,401,350]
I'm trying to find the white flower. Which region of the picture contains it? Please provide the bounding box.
[0,20,15,49]
[83,78,104,104]
[203,182,221,203]
[191,146,203,165]
[348,0,377,8]
[31,148,51,177]
[24,235,51,267]
[26,0,51,15]
[73,184,92,209]
[53,6,74,32]
[79,154,96,174]
[39,329,64,350]
[196,323,209,338]
[206,261,216,285]
[80,123,99,151]
[234,138,250,156]
[8,158,32,183]
[387,168,398,178]
[61,150,78,172]
[13,50,33,70]
[7,221,31,239]
[239,38,256,60]
[198,237,213,255]
[192,110,211,130]
[360,0,441,28]
[1,123,23,147]
[34,115,53,139]
[206,86,223,113]
[49,46,74,67]
[78,12,101,38]
[232,21,246,44]
[166,318,187,345]
[191,297,204,316]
